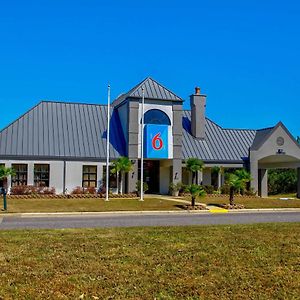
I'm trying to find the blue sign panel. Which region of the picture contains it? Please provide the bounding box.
[145,124,168,159]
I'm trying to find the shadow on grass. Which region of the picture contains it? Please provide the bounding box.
[175,204,186,210]
[206,203,226,208]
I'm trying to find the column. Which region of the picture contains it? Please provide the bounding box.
[297,168,300,199]
[172,159,182,185]
[27,162,34,186]
[217,170,222,189]
[250,160,258,195]
[202,168,212,186]
[97,164,103,190]
[128,159,138,193]
[258,169,268,197]
[197,170,203,185]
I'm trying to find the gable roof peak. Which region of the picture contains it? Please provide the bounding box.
[112,77,182,106]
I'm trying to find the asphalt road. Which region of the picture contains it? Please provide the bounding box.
[0,211,300,230]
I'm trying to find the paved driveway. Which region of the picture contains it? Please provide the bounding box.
[0,211,300,229]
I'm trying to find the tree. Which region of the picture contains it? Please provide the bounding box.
[185,184,206,207]
[297,136,300,144]
[0,166,16,188]
[268,169,297,195]
[111,157,133,194]
[228,169,251,205]
[0,166,15,211]
[186,158,204,184]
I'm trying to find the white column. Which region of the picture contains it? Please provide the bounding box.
[250,160,258,195]
[217,171,222,189]
[97,164,103,190]
[27,162,34,186]
[202,168,212,186]
[297,168,300,199]
[197,170,203,185]
[259,169,268,198]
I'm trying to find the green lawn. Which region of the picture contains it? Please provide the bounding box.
[0,224,299,299]
[0,197,182,213]
[198,196,300,209]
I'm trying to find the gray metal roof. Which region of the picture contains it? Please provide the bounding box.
[182,110,257,162]
[250,127,274,151]
[0,101,262,163]
[0,101,126,161]
[112,77,182,107]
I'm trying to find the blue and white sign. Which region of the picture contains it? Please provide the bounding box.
[144,124,168,159]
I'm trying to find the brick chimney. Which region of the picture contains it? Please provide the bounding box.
[190,87,206,139]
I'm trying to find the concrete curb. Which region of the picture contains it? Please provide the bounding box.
[1,208,300,218]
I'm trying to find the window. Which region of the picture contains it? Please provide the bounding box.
[12,164,28,186]
[82,165,97,187]
[143,109,171,125]
[102,166,117,189]
[34,164,50,187]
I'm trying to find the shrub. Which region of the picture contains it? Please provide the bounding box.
[203,185,215,194]
[10,185,56,195]
[85,186,96,194]
[244,187,256,196]
[136,181,149,193]
[71,186,97,195]
[220,184,230,195]
[71,186,84,195]
[169,182,182,195]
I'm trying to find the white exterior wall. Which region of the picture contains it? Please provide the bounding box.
[0,160,106,195]
[0,160,64,194]
[65,161,105,194]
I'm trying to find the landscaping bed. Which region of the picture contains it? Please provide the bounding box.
[200,196,300,209]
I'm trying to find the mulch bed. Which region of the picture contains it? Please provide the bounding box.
[219,203,245,209]
[182,204,208,211]
[7,193,138,199]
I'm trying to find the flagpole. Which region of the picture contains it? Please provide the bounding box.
[105,84,110,202]
[140,87,145,201]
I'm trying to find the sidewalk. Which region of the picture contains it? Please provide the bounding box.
[2,207,300,218]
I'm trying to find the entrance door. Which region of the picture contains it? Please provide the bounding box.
[138,160,160,194]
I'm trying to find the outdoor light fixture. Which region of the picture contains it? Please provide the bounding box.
[276,149,285,155]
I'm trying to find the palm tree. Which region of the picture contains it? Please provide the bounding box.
[118,157,132,194]
[111,157,133,194]
[0,166,16,188]
[110,160,121,194]
[185,184,206,207]
[186,158,204,184]
[0,166,15,210]
[228,169,252,205]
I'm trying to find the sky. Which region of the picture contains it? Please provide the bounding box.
[0,0,299,137]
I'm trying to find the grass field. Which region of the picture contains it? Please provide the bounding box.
[0,223,299,299]
[0,197,182,213]
[199,196,300,209]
